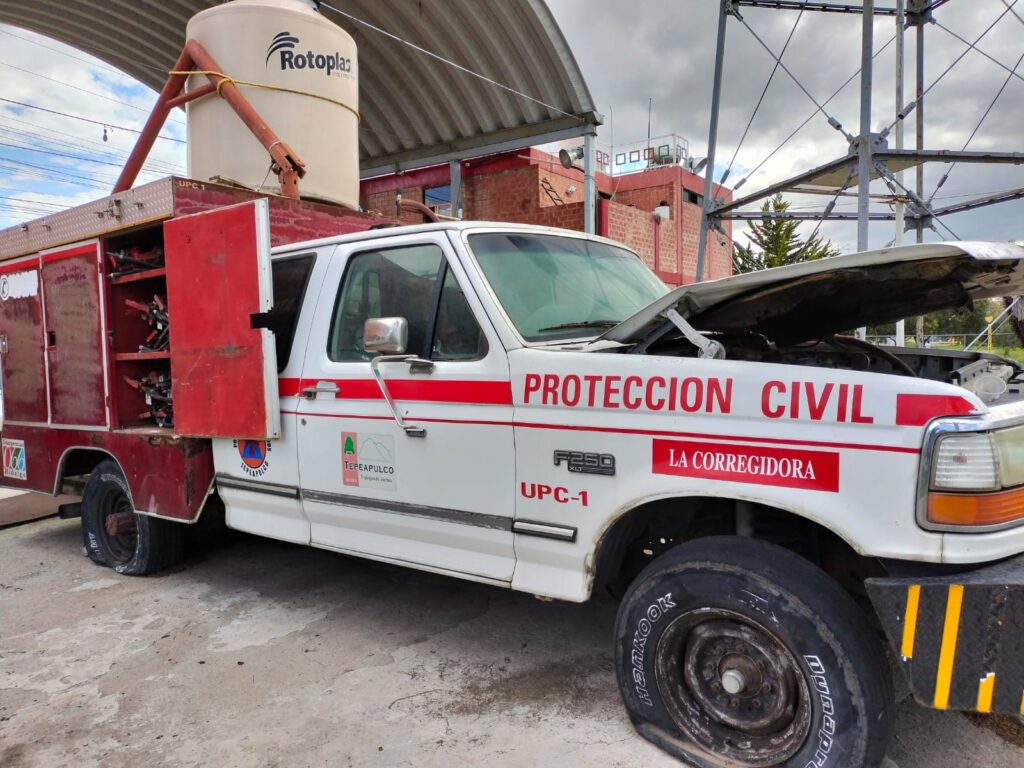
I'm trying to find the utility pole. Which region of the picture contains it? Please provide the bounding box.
[894,0,906,346]
[696,0,729,283]
[583,127,597,234]
[855,0,874,340]
[914,2,926,347]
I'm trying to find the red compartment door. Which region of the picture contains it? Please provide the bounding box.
[164,199,280,439]
[0,257,48,426]
[41,242,107,427]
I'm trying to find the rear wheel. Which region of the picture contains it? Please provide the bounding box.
[614,536,893,767]
[81,460,183,575]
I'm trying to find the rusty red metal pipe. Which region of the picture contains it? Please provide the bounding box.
[113,45,195,194]
[114,40,306,199]
[398,198,440,223]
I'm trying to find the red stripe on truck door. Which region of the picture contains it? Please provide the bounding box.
[279,377,512,406]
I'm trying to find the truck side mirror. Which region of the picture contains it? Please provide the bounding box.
[364,317,408,355]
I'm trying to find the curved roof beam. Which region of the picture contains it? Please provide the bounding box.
[0,0,600,175]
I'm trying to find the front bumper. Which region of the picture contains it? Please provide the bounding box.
[866,553,1024,715]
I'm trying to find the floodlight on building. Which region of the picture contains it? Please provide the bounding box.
[559,146,585,170]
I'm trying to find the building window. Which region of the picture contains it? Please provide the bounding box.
[425,185,452,217]
[683,190,703,207]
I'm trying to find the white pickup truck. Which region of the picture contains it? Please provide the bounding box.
[5,198,1024,768]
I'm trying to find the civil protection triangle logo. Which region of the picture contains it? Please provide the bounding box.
[234,439,271,478]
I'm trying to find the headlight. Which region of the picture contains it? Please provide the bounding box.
[932,433,998,491]
[994,424,1024,487]
[927,428,1024,528]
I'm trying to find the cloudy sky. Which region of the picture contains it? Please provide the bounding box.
[0,26,186,227]
[1,1,1022,253]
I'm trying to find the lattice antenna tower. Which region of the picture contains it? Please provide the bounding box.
[695,0,1024,319]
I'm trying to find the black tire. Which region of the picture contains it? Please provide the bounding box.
[614,536,893,768]
[81,459,183,575]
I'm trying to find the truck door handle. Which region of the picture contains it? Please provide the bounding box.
[406,357,435,375]
[301,380,339,400]
[370,355,428,437]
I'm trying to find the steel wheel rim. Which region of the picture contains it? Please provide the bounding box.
[655,607,812,767]
[98,486,137,564]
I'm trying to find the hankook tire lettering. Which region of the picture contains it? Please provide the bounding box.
[803,655,837,768]
[632,592,676,706]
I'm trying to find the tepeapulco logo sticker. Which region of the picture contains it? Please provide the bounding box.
[234,439,271,477]
[266,31,352,76]
[342,432,396,491]
[652,439,839,493]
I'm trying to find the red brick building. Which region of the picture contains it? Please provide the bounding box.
[360,147,733,286]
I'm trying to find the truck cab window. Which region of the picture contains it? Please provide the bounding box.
[270,253,316,372]
[467,232,667,342]
[431,266,487,361]
[328,244,444,362]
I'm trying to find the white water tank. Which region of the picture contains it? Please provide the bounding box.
[185,0,359,207]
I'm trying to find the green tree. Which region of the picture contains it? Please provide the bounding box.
[923,299,999,339]
[732,193,841,273]
[866,298,1003,344]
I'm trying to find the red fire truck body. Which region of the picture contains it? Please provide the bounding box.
[0,176,389,520]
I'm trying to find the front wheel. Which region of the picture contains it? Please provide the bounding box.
[81,459,183,575]
[614,536,893,768]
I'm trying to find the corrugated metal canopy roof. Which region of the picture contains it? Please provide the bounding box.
[0,0,599,176]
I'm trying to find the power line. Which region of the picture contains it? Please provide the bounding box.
[1002,0,1024,27]
[885,0,1019,132]
[929,48,1024,202]
[0,204,66,218]
[720,6,805,186]
[0,194,66,209]
[0,139,138,168]
[800,166,856,254]
[0,58,186,124]
[733,33,897,191]
[0,117,184,174]
[318,2,585,122]
[0,96,185,143]
[735,14,846,132]
[0,202,64,214]
[934,21,1024,87]
[0,156,117,187]
[0,27,126,76]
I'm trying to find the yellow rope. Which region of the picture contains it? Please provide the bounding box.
[170,70,361,122]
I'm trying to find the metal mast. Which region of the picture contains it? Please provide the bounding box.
[695,0,730,283]
[855,0,874,339]
[695,0,1024,315]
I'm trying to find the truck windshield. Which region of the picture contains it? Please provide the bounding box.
[467,232,668,342]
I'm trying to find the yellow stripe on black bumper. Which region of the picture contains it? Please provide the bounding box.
[866,554,1024,715]
[976,673,996,713]
[934,584,964,709]
[901,584,921,659]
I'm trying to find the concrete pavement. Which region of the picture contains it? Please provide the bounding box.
[1,510,1022,768]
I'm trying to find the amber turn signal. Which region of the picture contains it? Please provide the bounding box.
[927,487,1024,527]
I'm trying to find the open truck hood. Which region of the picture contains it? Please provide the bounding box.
[600,241,1024,347]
